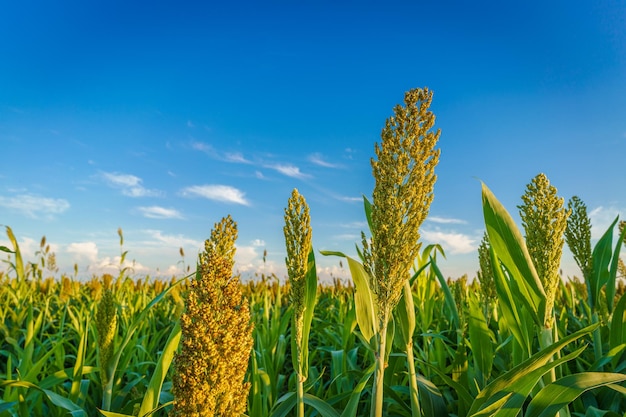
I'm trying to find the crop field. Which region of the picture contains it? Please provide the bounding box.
[1,89,626,417]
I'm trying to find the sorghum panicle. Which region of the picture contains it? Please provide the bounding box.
[171,216,253,417]
[283,189,312,359]
[365,87,440,323]
[518,173,570,328]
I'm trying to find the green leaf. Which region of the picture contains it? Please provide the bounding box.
[303,393,340,417]
[395,280,416,348]
[416,374,447,417]
[468,295,494,387]
[137,322,181,417]
[269,392,296,417]
[482,182,545,327]
[525,372,626,417]
[606,222,626,312]
[609,293,626,352]
[590,217,619,310]
[0,245,14,253]
[0,380,87,416]
[468,323,598,416]
[340,362,376,417]
[430,257,460,331]
[299,248,318,379]
[320,251,378,344]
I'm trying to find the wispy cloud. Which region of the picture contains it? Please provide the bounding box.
[422,230,477,254]
[67,241,99,263]
[0,194,70,218]
[337,195,362,203]
[225,152,251,164]
[309,153,338,168]
[137,206,184,219]
[101,172,162,197]
[266,163,310,179]
[427,216,468,225]
[181,185,250,205]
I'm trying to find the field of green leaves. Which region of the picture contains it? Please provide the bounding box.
[2,88,625,416]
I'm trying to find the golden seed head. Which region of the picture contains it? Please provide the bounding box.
[366,88,440,322]
[171,216,253,417]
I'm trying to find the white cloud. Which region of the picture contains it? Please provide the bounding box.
[267,164,310,179]
[0,194,70,218]
[255,171,265,180]
[142,230,203,249]
[191,141,215,156]
[137,206,184,219]
[422,230,477,254]
[427,216,468,225]
[337,196,362,203]
[251,239,266,247]
[309,153,338,168]
[225,152,250,164]
[101,172,162,198]
[181,185,250,205]
[66,242,99,263]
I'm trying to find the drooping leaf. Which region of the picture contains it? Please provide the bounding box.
[525,372,626,417]
[320,251,377,344]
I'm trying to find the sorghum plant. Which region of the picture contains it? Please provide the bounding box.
[361,87,440,417]
[171,215,253,417]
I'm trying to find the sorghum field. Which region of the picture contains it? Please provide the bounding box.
[2,88,625,417]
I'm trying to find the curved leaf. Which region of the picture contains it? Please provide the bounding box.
[525,372,626,417]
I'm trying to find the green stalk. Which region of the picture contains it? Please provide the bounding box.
[371,318,388,417]
[296,374,305,417]
[406,341,421,417]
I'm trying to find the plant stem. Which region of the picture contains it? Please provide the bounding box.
[297,373,305,417]
[406,341,421,417]
[371,319,388,417]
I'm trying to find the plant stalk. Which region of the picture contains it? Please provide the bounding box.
[371,318,388,417]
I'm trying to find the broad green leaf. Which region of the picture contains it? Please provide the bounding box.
[606,223,626,312]
[471,346,585,417]
[490,245,534,356]
[590,217,618,310]
[300,248,318,379]
[0,380,87,416]
[416,374,447,417]
[340,363,376,417]
[269,392,296,417]
[137,322,181,417]
[482,182,545,326]
[99,410,133,417]
[468,323,598,415]
[525,372,626,417]
[468,295,494,387]
[395,280,416,348]
[320,251,377,343]
[303,393,341,417]
[430,257,460,331]
[610,293,626,352]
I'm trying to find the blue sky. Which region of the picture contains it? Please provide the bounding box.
[1,1,625,282]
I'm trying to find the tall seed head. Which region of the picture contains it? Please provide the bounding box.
[518,173,570,328]
[564,196,593,280]
[364,87,440,323]
[96,289,118,386]
[171,215,253,417]
[284,189,312,353]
